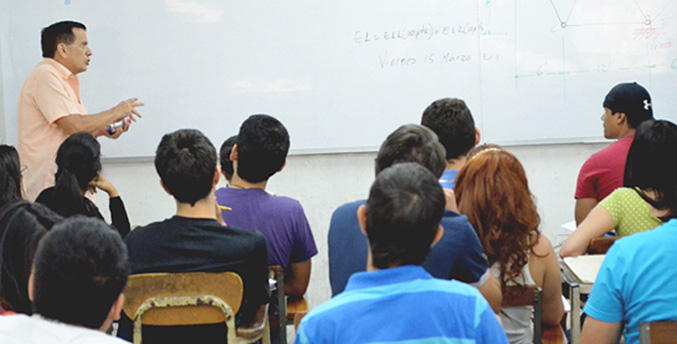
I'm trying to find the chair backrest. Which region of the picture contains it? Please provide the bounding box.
[640,321,677,344]
[123,272,243,344]
[587,236,620,255]
[503,286,543,344]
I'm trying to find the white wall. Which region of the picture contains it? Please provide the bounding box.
[95,141,608,309]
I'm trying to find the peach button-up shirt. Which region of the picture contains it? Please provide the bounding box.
[17,58,88,201]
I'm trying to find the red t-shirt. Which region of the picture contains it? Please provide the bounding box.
[575,135,634,201]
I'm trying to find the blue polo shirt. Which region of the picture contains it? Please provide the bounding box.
[584,219,677,344]
[296,265,508,344]
[328,201,488,296]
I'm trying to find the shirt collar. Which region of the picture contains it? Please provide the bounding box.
[344,265,432,292]
[42,58,77,81]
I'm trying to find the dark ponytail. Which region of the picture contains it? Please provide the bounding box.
[52,133,101,217]
[0,145,23,212]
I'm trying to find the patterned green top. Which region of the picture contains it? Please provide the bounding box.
[599,187,663,237]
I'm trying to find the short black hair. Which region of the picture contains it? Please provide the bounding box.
[375,124,446,178]
[0,202,63,314]
[421,98,476,160]
[41,21,86,58]
[624,119,677,220]
[365,163,445,269]
[155,129,217,206]
[0,145,22,211]
[32,217,129,329]
[236,114,289,183]
[219,135,238,181]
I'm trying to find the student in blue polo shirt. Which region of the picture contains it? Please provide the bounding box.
[297,163,508,344]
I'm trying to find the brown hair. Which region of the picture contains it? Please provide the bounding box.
[455,145,541,289]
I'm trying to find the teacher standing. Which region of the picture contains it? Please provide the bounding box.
[17,21,143,201]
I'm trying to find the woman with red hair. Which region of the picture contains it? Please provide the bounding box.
[455,145,564,344]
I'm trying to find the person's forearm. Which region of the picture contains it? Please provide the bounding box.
[56,109,125,136]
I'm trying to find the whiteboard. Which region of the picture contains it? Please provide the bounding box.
[1,0,676,158]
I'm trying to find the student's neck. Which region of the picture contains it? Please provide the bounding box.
[617,127,636,140]
[229,174,267,190]
[175,193,217,220]
[446,157,467,171]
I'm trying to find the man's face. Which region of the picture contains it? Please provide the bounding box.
[61,28,92,75]
[601,107,620,139]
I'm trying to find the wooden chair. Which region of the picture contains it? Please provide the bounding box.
[269,266,310,344]
[503,286,566,344]
[640,321,677,344]
[123,272,269,344]
[586,236,620,255]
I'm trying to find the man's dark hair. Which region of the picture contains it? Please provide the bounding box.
[155,129,217,206]
[375,124,446,178]
[365,163,445,269]
[421,98,476,160]
[219,135,238,180]
[624,119,677,220]
[32,217,129,329]
[41,21,86,58]
[236,114,289,183]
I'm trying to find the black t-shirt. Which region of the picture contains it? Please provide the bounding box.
[122,216,270,326]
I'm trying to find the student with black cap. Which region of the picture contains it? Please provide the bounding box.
[574,82,653,225]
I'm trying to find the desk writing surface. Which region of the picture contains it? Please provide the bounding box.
[563,254,605,285]
[1,1,676,156]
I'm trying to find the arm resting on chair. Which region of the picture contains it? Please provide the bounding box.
[285,260,311,296]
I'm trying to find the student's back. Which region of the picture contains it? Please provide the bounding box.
[217,115,317,296]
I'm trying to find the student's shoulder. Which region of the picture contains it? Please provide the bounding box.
[331,200,366,218]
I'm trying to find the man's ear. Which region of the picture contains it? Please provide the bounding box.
[110,294,125,322]
[431,225,444,248]
[475,127,481,146]
[160,180,172,196]
[230,144,238,161]
[278,160,287,173]
[357,204,368,237]
[213,168,221,186]
[28,271,35,301]
[616,112,628,126]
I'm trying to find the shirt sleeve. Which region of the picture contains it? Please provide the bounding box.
[583,243,626,323]
[31,71,82,124]
[575,154,599,199]
[109,196,131,238]
[289,203,318,263]
[238,232,271,326]
[599,188,625,225]
[455,221,489,284]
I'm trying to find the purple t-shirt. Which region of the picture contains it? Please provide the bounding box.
[216,187,317,268]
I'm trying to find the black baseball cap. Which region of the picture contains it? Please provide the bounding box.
[603,82,654,127]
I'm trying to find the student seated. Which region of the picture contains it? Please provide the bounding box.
[575,82,654,224]
[560,120,677,257]
[121,129,269,342]
[420,97,481,189]
[329,124,501,312]
[0,202,63,315]
[297,163,508,343]
[0,217,129,343]
[35,132,130,237]
[219,135,237,184]
[0,145,23,215]
[216,115,317,297]
[455,145,564,344]
[580,165,677,344]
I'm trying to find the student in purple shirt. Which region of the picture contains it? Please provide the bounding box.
[216,114,317,297]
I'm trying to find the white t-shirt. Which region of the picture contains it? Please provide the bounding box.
[0,314,128,344]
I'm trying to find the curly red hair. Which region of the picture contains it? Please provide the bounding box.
[455,146,541,289]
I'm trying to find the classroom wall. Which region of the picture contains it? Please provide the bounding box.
[95,141,608,309]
